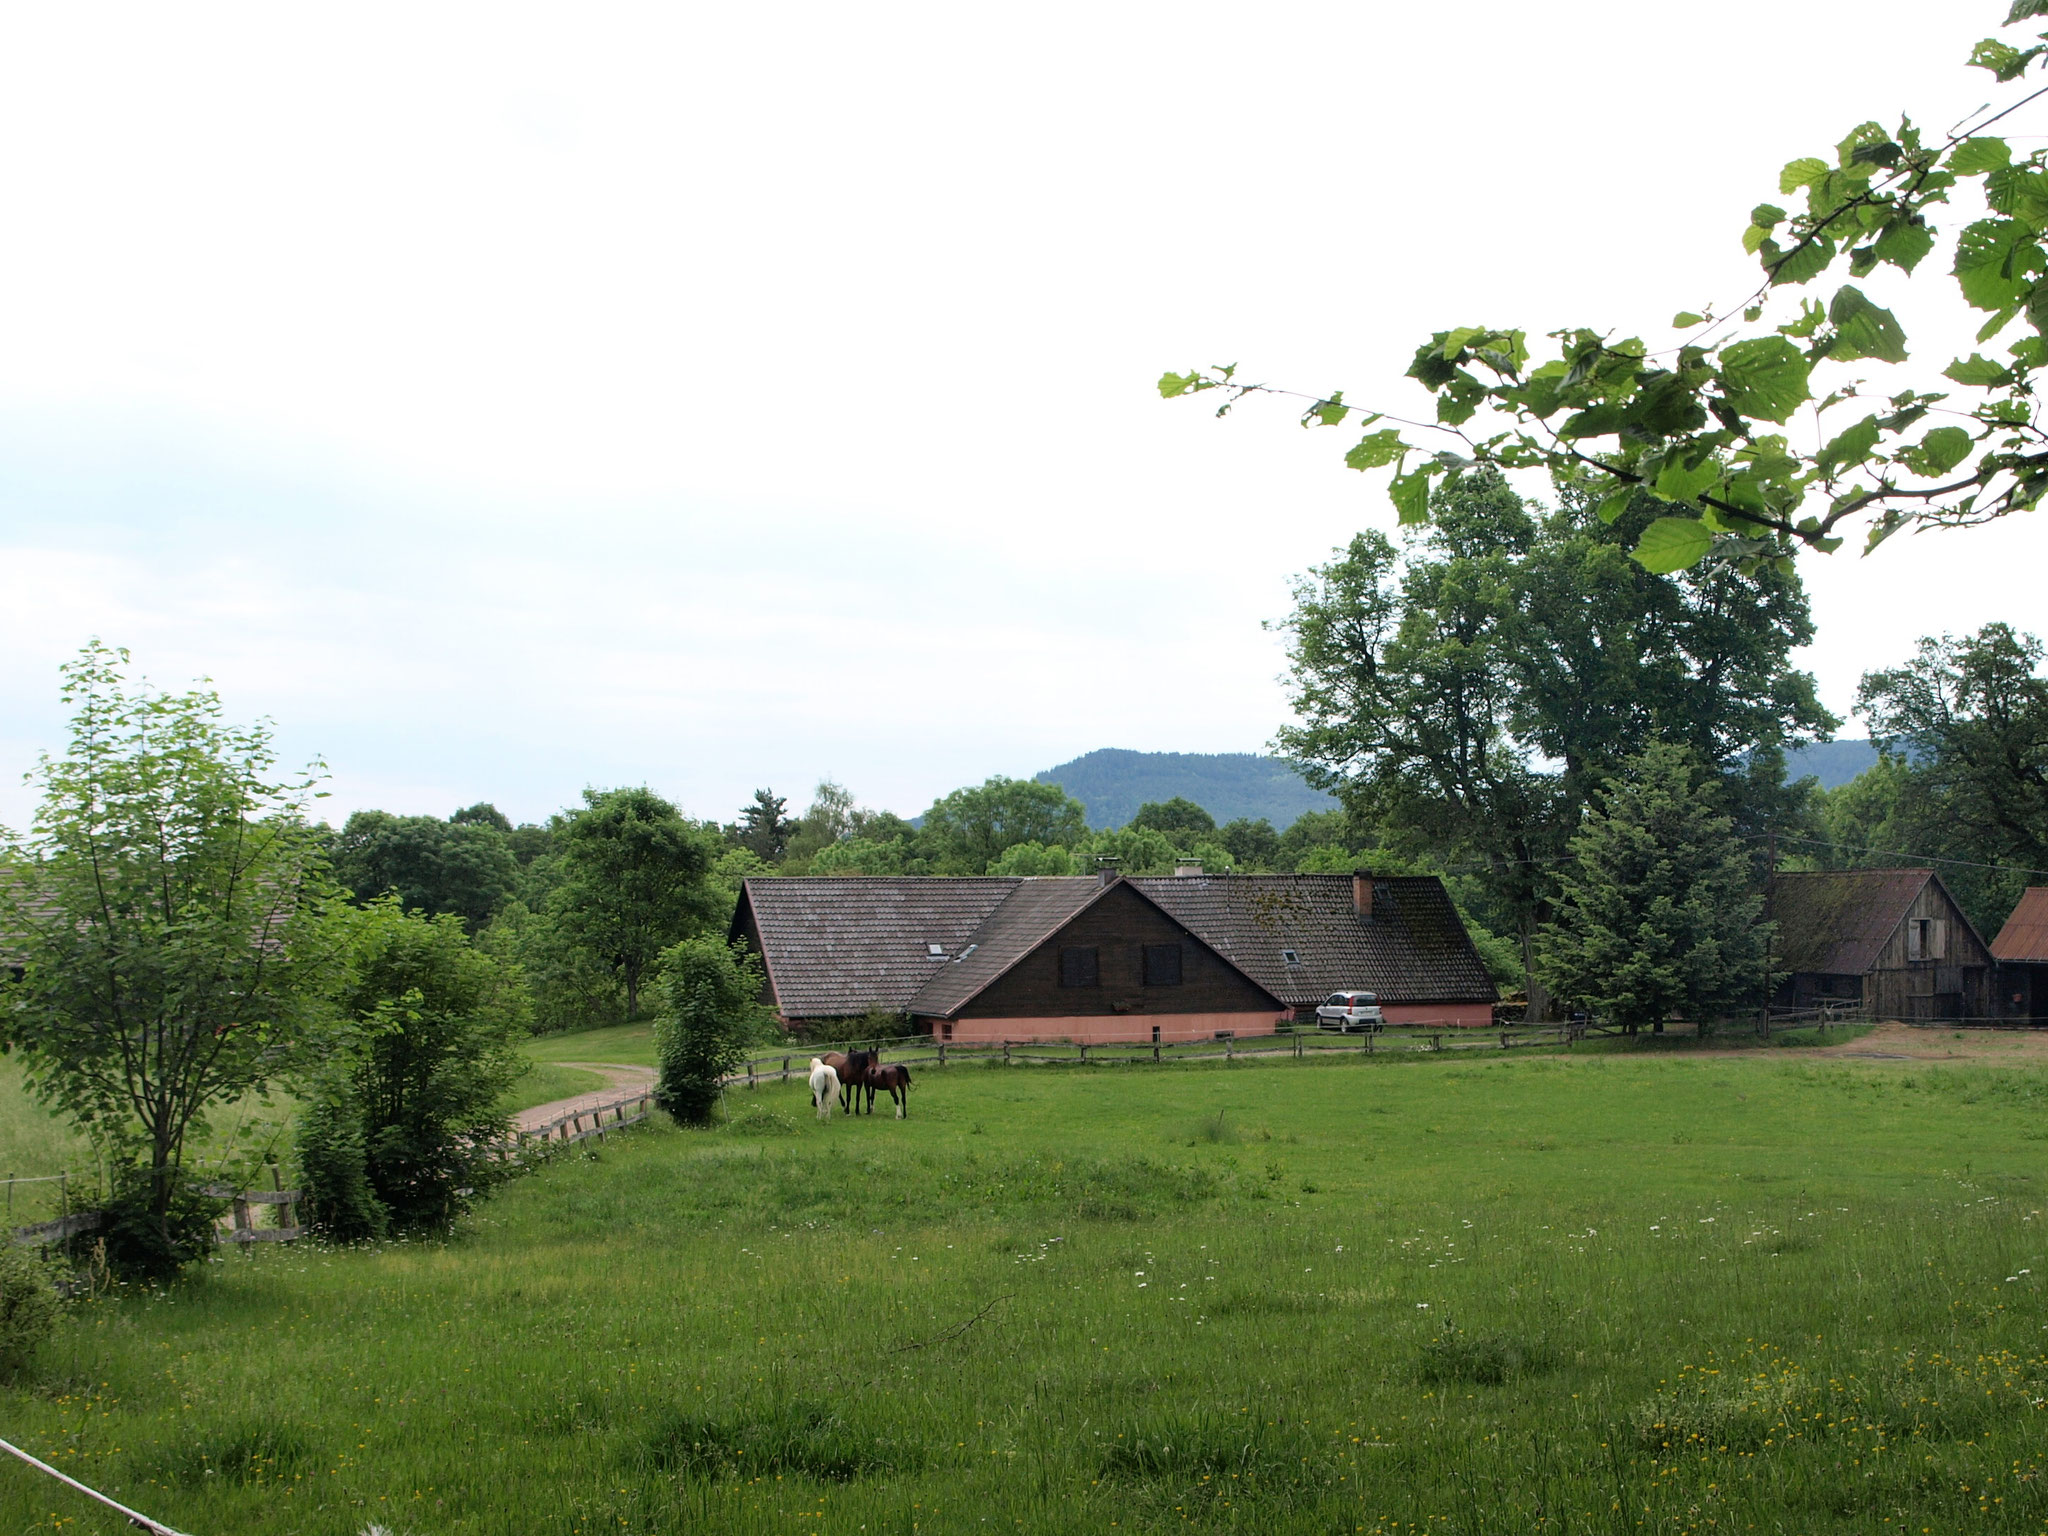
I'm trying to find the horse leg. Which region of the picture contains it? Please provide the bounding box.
[895,1084,906,1120]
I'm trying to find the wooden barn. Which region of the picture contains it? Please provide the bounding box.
[1990,887,2048,1023]
[1767,869,1996,1021]
[731,868,1498,1043]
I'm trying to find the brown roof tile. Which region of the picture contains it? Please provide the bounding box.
[1992,886,2048,963]
[736,876,1018,1018]
[1767,868,1933,975]
[1132,874,1497,1010]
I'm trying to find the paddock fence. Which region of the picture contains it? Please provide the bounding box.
[510,1090,656,1153]
[9,1170,307,1251]
[720,1021,1602,1089]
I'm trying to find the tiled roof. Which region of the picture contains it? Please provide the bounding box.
[1767,868,1933,975]
[738,872,1499,1018]
[736,877,1018,1018]
[1992,886,2048,963]
[906,878,1104,1017]
[1132,874,1497,1009]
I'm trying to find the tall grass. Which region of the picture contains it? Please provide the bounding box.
[2,1048,2045,1533]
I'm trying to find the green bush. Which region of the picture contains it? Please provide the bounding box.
[0,1242,60,1378]
[294,1072,389,1243]
[653,937,774,1124]
[95,1173,225,1282]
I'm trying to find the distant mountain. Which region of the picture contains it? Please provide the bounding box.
[1035,749,1337,832]
[1781,739,1884,789]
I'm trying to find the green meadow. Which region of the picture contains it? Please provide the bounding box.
[3,1040,2046,1535]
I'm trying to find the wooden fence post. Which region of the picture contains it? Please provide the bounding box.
[1003,1041,1011,1067]
[747,1059,757,1090]
[1226,1036,1234,1062]
[1078,1043,1089,1066]
[782,1056,791,1082]
[938,1041,947,1066]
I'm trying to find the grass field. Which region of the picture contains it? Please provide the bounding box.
[4,1036,2047,1535]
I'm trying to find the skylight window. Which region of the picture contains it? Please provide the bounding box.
[1281,948,1300,965]
[927,943,947,958]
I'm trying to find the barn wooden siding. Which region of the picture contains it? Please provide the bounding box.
[950,879,1280,1022]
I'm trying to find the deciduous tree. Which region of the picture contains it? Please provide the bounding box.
[0,643,346,1271]
[1165,3,2048,571]
[556,787,718,1018]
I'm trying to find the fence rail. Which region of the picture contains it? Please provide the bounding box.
[513,1090,656,1152]
[722,1023,1595,1089]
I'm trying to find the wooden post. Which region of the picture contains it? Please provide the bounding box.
[1364,1031,1373,1055]
[1226,1036,1234,1061]
[1078,1042,1089,1065]
[1153,1040,1160,1063]
[1003,1040,1011,1067]
[1295,1033,1303,1060]
[231,1192,252,1245]
[938,1041,947,1066]
[782,1056,791,1082]
[747,1059,757,1090]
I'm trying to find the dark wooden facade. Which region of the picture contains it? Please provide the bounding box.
[1773,870,1996,1021]
[948,879,1277,1022]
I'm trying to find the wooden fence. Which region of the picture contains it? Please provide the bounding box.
[512,1090,656,1152]
[9,1172,306,1251]
[721,1022,1595,1089]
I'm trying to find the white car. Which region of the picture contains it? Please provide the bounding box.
[1315,991,1385,1033]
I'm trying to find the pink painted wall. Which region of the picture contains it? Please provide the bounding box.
[925,1011,1283,1045]
[1380,1002,1495,1028]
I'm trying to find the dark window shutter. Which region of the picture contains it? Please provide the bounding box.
[1143,943,1183,986]
[1060,946,1099,988]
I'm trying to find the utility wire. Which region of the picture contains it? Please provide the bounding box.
[1764,832,2048,879]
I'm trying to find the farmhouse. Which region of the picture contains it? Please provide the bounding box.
[1767,868,1996,1021]
[1990,886,2048,1024]
[731,868,1498,1043]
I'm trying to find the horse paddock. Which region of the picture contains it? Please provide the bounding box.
[5,1036,2045,1535]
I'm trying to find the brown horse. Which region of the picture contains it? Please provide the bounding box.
[864,1061,912,1119]
[821,1050,876,1114]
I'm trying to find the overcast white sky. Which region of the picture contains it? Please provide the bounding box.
[2,2,2042,831]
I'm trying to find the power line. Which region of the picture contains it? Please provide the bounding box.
[1766,832,2048,879]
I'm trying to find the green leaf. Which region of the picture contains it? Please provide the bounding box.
[1388,470,1433,526]
[1594,487,1634,524]
[1950,136,2013,174]
[1749,204,1786,229]
[1406,339,1460,390]
[1872,218,1935,274]
[1653,451,1721,504]
[1671,311,1706,328]
[1779,157,1829,194]
[1157,371,1202,398]
[1953,219,2039,311]
[1716,337,1812,424]
[1814,413,1883,479]
[1632,516,1716,574]
[1305,392,1348,428]
[1945,352,2016,386]
[1901,425,1974,477]
[1763,233,1837,286]
[1826,285,1910,363]
[1344,428,1407,470]
[2009,0,2048,19]
[1558,402,1626,440]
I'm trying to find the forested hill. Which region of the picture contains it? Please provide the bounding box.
[1781,739,1882,789]
[1034,750,1337,831]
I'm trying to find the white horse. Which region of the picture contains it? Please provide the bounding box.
[808,1057,840,1122]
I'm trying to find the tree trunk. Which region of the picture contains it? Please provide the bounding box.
[625,960,641,1021]
[1519,918,1552,1023]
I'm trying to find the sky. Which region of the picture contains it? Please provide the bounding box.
[2,1,2042,831]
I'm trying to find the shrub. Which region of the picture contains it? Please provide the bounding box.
[0,1243,60,1378]
[94,1173,226,1282]
[653,937,775,1124]
[294,1073,389,1243]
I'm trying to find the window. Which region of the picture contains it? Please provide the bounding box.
[1281,948,1300,966]
[1059,946,1099,988]
[1143,943,1183,986]
[1907,919,1948,962]
[941,1022,954,1040]
[927,943,947,959]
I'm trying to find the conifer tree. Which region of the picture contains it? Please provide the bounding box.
[1535,744,1772,1035]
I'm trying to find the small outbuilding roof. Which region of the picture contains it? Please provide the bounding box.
[1132,873,1498,1009]
[1992,887,2048,963]
[1766,868,1978,975]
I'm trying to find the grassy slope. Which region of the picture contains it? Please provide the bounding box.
[5,1046,2047,1535]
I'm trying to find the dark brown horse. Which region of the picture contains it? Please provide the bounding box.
[821,1050,876,1114]
[864,1061,912,1119]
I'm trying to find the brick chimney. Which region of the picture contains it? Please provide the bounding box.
[1353,870,1374,918]
[1096,857,1122,888]
[1174,859,1204,878]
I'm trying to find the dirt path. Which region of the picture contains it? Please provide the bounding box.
[516,1062,657,1132]
[1700,1019,2048,1065]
